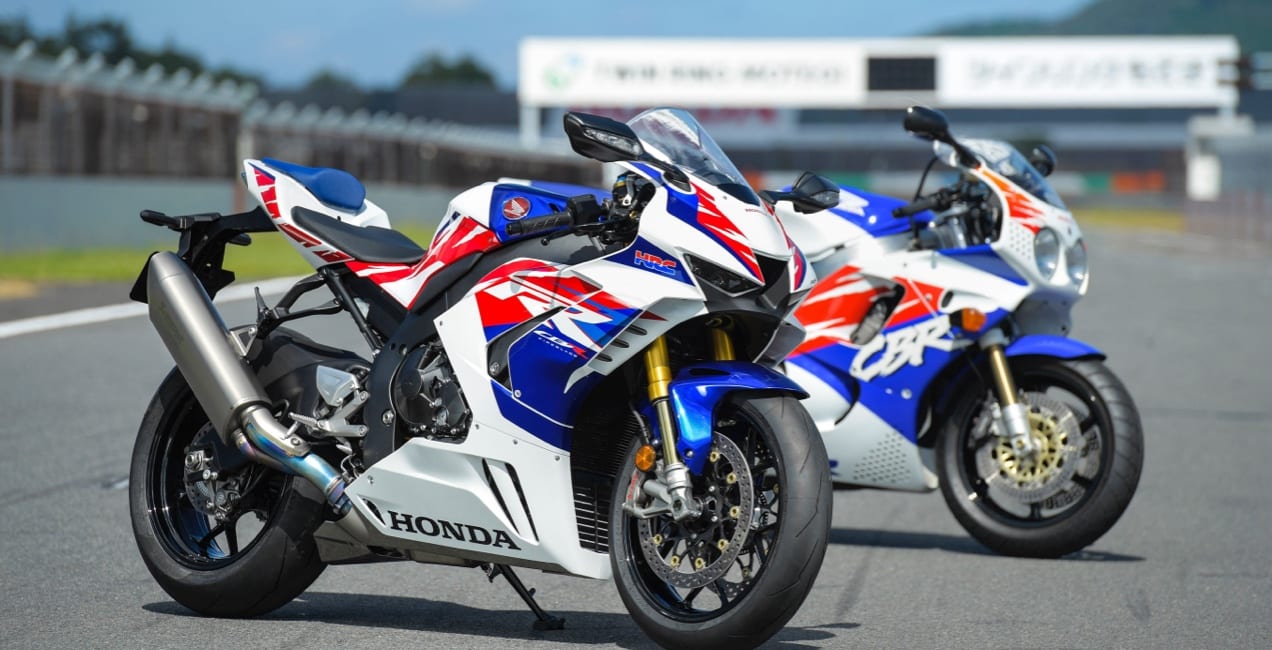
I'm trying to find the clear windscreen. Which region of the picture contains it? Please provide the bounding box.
[960,138,1065,208]
[627,108,761,205]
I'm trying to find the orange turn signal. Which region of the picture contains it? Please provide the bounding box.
[954,308,987,333]
[634,444,657,472]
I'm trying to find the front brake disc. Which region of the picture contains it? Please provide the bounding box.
[636,434,754,589]
[976,392,1082,503]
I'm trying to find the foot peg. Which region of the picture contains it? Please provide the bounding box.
[482,563,565,631]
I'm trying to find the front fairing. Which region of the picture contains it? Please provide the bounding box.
[618,161,812,296]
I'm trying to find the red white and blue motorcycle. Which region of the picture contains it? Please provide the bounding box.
[126,108,835,648]
[774,106,1144,557]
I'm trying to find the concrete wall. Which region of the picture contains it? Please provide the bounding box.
[0,175,456,251]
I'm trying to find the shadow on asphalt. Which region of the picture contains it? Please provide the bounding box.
[144,593,855,647]
[830,528,1143,562]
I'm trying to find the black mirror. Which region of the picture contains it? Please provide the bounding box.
[1029,144,1057,177]
[761,171,840,214]
[903,106,952,142]
[563,112,644,163]
[904,105,980,168]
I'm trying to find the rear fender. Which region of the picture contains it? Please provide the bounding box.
[667,361,808,474]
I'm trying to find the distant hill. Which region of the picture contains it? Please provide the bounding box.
[932,0,1272,52]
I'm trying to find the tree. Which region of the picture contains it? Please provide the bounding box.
[63,15,133,63]
[304,68,362,93]
[0,14,268,89]
[400,52,494,87]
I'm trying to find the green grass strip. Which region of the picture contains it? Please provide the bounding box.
[1077,208,1184,233]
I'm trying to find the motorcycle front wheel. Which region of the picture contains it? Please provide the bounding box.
[128,367,328,617]
[609,395,832,650]
[937,357,1144,558]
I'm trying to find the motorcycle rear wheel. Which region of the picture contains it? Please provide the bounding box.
[937,357,1143,558]
[609,395,832,650]
[129,367,328,617]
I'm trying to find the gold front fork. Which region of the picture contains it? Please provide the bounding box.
[985,343,1018,407]
[643,326,734,464]
[985,340,1035,455]
[644,336,680,464]
[710,326,735,361]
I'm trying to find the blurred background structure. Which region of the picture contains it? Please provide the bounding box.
[2,0,1271,251]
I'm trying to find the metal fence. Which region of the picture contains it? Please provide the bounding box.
[0,42,600,187]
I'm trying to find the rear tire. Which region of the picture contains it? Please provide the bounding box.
[129,368,328,617]
[936,357,1143,558]
[610,395,832,649]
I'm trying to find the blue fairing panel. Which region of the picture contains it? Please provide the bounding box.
[487,184,573,244]
[667,362,808,474]
[828,186,933,239]
[261,158,366,211]
[1005,335,1104,360]
[939,245,1029,286]
[608,236,694,286]
[525,180,612,201]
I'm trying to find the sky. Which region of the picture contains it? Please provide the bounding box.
[1,0,1092,89]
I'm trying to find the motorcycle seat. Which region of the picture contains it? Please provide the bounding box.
[291,206,426,264]
[263,158,366,212]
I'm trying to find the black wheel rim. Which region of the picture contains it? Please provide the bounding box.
[145,389,286,570]
[957,362,1116,527]
[621,403,783,622]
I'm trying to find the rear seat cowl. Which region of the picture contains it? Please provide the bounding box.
[262,158,367,212]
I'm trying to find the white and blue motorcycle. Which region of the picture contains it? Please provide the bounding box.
[532,107,1144,558]
[775,107,1144,558]
[127,108,834,649]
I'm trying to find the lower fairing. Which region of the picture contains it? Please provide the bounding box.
[341,429,612,578]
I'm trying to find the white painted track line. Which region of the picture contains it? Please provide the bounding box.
[0,276,302,340]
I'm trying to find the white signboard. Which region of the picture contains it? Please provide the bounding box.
[937,37,1239,108]
[520,38,866,108]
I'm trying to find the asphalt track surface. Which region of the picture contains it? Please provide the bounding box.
[2,228,1270,649]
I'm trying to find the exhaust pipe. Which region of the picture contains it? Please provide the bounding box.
[146,252,350,514]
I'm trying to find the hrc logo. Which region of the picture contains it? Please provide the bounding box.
[634,249,678,275]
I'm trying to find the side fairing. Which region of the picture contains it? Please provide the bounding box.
[439,253,705,453]
[789,244,1031,439]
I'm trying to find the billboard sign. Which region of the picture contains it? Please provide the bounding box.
[519,38,866,108]
[936,37,1239,108]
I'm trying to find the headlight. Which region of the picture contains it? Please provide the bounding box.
[1034,228,1060,278]
[1066,239,1088,286]
[686,255,761,295]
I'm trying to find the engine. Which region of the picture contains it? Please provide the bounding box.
[391,341,472,442]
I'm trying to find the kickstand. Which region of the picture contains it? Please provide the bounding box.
[481,563,566,631]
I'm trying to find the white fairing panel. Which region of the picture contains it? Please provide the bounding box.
[344,429,611,578]
[786,358,936,492]
[775,193,874,263]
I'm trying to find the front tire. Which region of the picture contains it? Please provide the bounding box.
[129,368,328,617]
[937,357,1143,558]
[610,395,832,650]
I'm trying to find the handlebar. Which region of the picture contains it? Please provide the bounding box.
[893,189,955,218]
[503,194,608,237]
[505,211,573,236]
